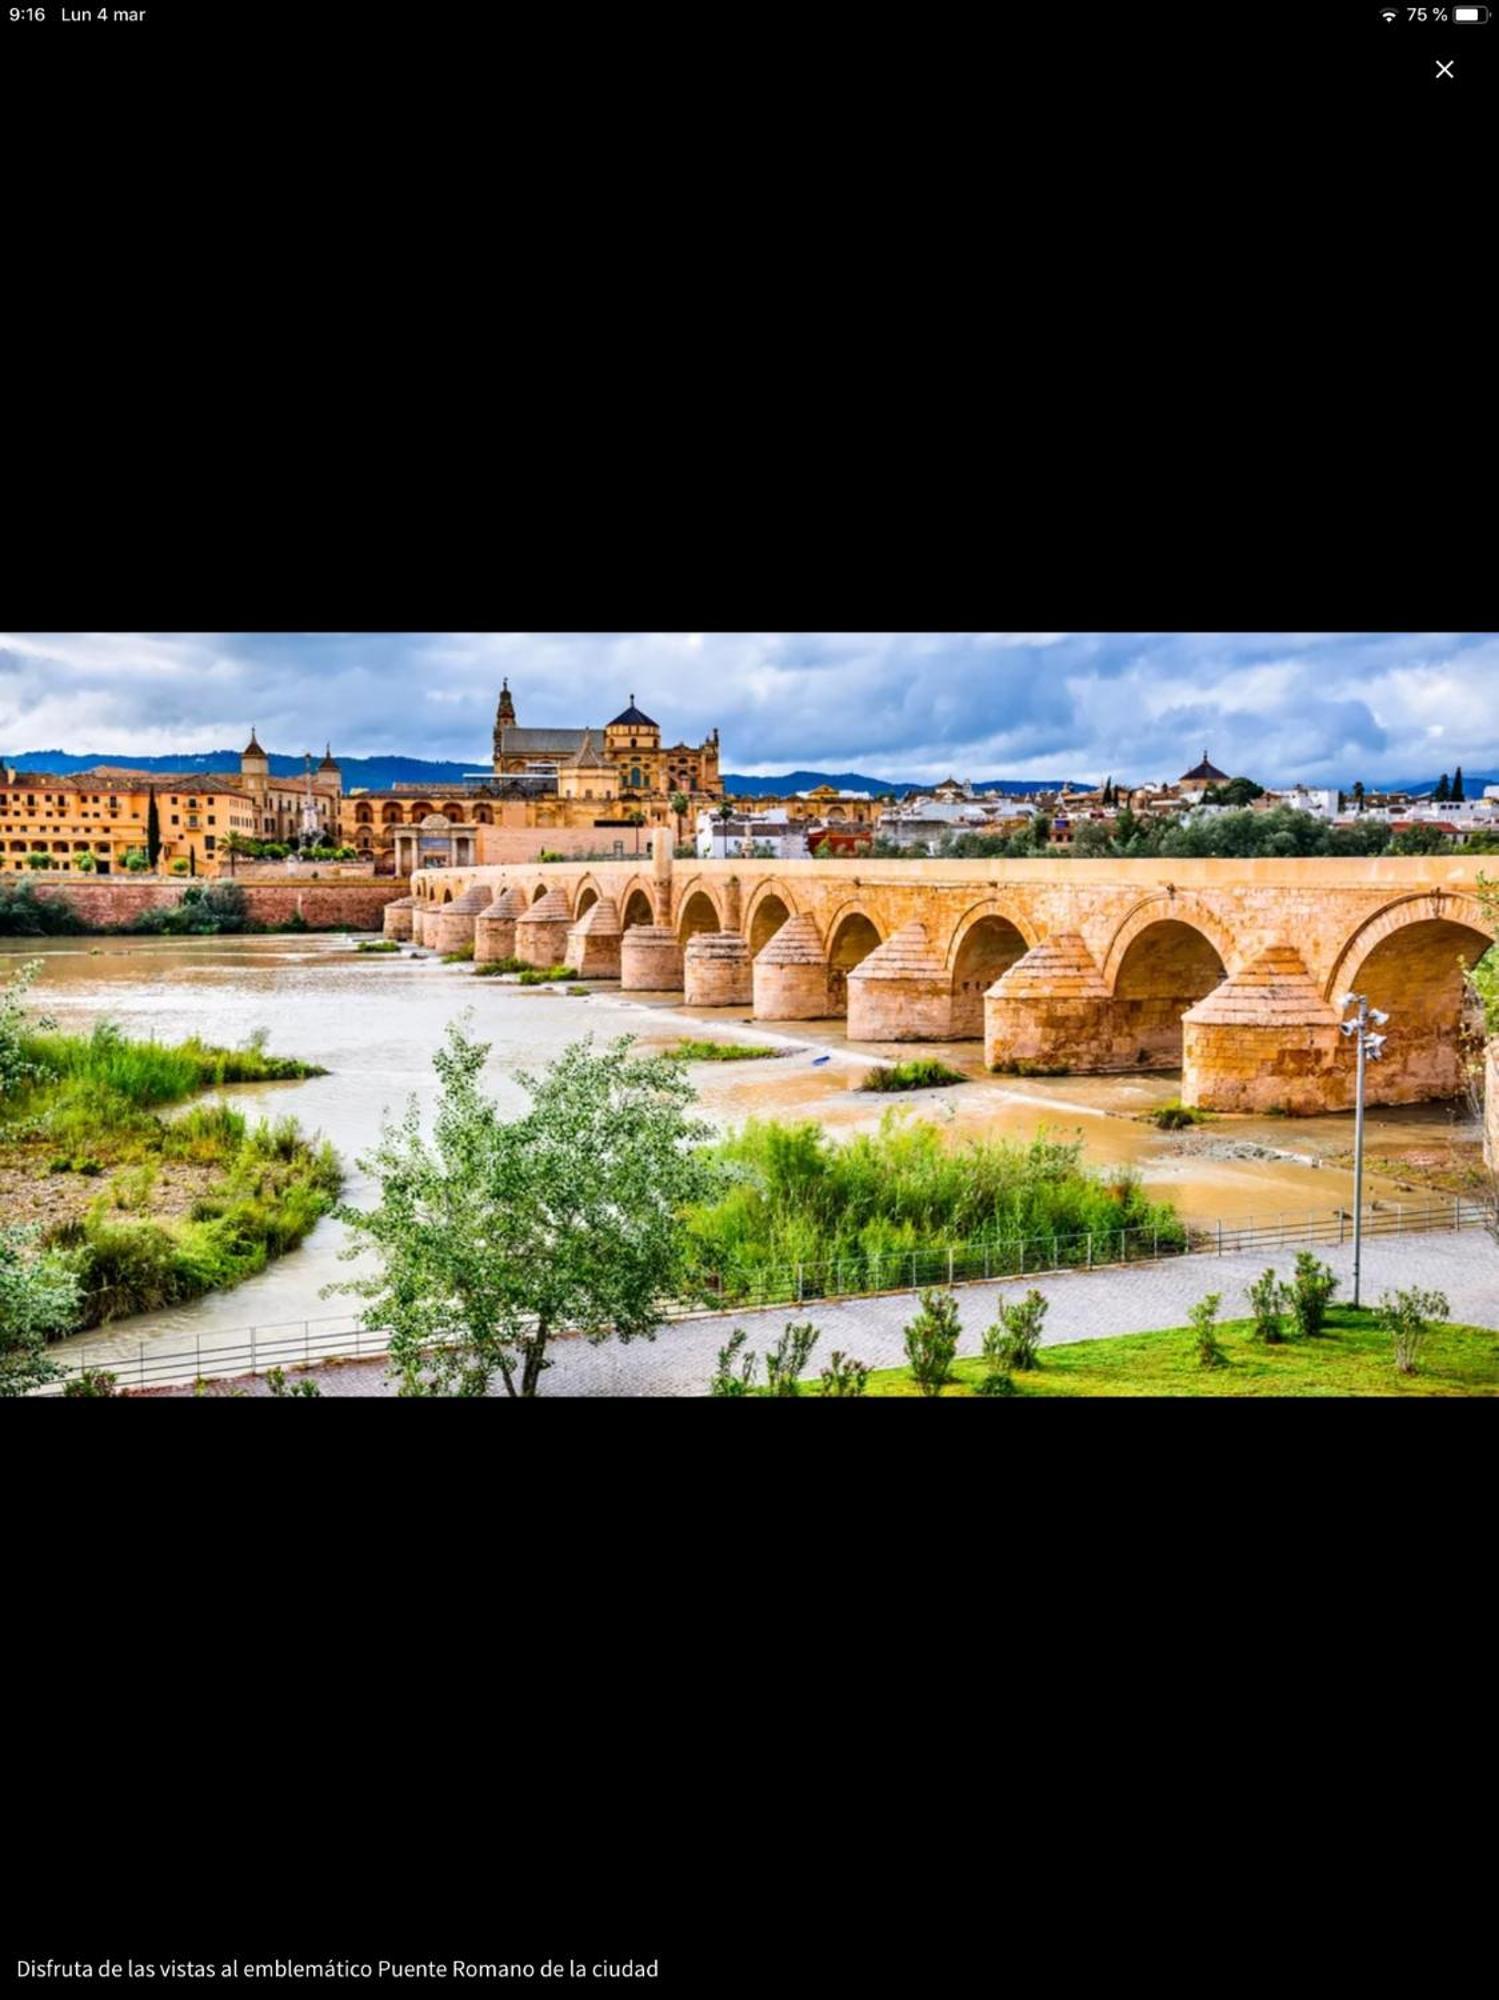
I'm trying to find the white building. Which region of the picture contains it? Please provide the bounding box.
[696,808,807,860]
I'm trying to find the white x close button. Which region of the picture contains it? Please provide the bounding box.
[1436,58,1455,76]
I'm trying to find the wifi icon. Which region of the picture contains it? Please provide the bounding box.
[1381,6,1398,17]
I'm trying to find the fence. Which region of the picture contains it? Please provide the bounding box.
[40,1195,1491,1394]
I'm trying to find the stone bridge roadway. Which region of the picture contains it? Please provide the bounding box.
[394,845,1496,1115]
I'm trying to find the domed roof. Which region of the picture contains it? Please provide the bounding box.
[608,695,658,729]
[1181,749,1229,783]
[243,727,265,758]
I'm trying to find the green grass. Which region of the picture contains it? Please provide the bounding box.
[685,1115,1184,1302]
[517,965,573,984]
[3,1021,339,1329]
[669,1039,782,1062]
[356,938,401,954]
[441,944,475,963]
[472,956,530,976]
[856,1306,1499,1397]
[860,1059,966,1092]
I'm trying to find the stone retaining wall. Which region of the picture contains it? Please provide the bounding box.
[7,874,410,931]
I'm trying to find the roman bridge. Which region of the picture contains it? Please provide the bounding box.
[392,843,1497,1115]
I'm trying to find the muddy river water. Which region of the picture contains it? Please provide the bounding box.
[3,933,1478,1371]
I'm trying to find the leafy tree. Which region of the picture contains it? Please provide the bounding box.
[1451,766,1465,803]
[1378,1285,1449,1377]
[1188,1291,1227,1368]
[330,1022,718,1397]
[903,1287,962,1397]
[1352,780,1365,811]
[763,1320,819,1395]
[123,848,150,872]
[75,850,97,874]
[0,958,56,1100]
[146,787,161,867]
[1247,1268,1286,1343]
[25,851,51,871]
[819,1350,870,1397]
[984,1287,1048,1372]
[1,1223,81,1397]
[1390,823,1452,855]
[1285,1252,1338,1338]
[710,1328,757,1396]
[1070,820,1112,857]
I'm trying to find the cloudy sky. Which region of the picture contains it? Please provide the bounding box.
[1,632,1493,784]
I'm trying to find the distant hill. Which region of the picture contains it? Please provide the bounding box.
[4,749,483,791]
[722,771,1077,798]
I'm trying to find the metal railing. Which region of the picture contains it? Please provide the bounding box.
[36,1195,1490,1394]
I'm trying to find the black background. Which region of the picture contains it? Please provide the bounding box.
[2,2,1491,1989]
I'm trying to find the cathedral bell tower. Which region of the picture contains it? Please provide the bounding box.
[493,678,517,768]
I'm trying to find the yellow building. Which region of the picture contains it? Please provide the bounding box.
[0,733,344,878]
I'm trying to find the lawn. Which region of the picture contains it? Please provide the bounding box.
[858,1306,1499,1397]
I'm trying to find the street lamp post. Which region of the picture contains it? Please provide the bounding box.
[1339,991,1390,1308]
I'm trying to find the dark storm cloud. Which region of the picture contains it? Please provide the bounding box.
[0,631,1493,784]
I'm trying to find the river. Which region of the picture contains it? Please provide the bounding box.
[3,932,1479,1376]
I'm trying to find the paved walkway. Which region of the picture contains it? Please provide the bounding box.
[162,1228,1499,1396]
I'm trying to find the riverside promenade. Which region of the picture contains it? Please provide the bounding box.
[158,1227,1499,1397]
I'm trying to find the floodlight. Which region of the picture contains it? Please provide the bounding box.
[1338,992,1359,1011]
[1341,1021,1356,1036]
[1365,1033,1386,1053]
[1369,1008,1389,1026]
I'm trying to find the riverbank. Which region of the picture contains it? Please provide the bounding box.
[1,980,340,1329]
[8,931,1483,1376]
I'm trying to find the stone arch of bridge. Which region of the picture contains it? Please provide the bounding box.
[1324,891,1494,1103]
[531,882,551,905]
[1098,892,1239,993]
[574,877,602,918]
[676,884,722,944]
[1106,909,1231,1069]
[620,879,656,928]
[825,902,885,1013]
[945,902,1039,1038]
[745,881,798,957]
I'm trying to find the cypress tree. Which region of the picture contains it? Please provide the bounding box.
[146,787,161,867]
[1433,773,1450,803]
[1451,765,1465,803]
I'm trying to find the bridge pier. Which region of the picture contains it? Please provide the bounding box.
[1181,948,1348,1114]
[846,924,954,1041]
[514,888,574,967]
[474,886,528,964]
[621,927,684,991]
[565,897,624,978]
[753,914,833,1019]
[684,931,752,1006]
[984,936,1120,1073]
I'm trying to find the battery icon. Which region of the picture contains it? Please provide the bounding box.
[1455,6,1489,20]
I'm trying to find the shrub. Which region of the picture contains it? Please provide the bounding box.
[74,850,97,874]
[1188,1291,1227,1368]
[670,1040,780,1063]
[441,945,474,963]
[122,849,150,872]
[1247,1267,1287,1343]
[356,939,401,953]
[819,1350,870,1397]
[517,965,571,984]
[63,1367,119,1397]
[860,1059,966,1093]
[266,1366,322,1397]
[1285,1252,1338,1338]
[472,957,530,976]
[1149,1098,1208,1130]
[1378,1285,1450,1376]
[26,852,52,871]
[985,1287,1048,1371]
[975,1368,1019,1396]
[0,881,84,936]
[903,1287,962,1396]
[709,1328,757,1397]
[763,1320,818,1395]
[169,858,190,876]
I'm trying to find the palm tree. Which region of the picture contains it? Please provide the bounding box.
[714,803,736,858]
[670,791,690,849]
[628,809,647,855]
